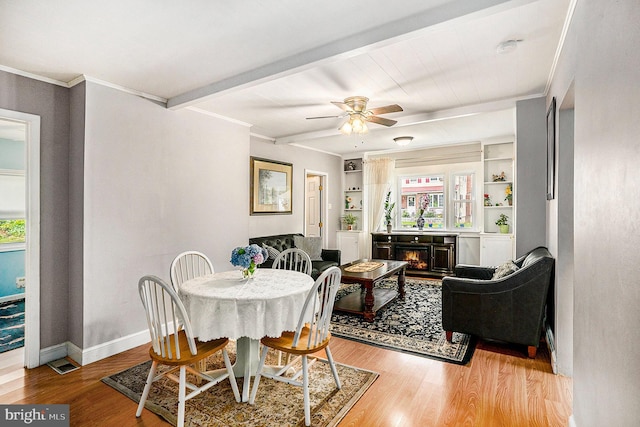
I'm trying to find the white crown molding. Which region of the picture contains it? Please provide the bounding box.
[545,0,578,95]
[0,64,68,87]
[250,132,276,142]
[70,75,168,104]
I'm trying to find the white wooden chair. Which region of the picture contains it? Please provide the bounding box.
[136,275,240,427]
[271,248,312,276]
[170,250,214,293]
[249,267,342,426]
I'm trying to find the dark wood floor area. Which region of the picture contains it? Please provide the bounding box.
[0,336,571,427]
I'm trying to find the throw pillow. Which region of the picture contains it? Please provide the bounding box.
[262,244,281,260]
[293,236,323,261]
[492,260,519,280]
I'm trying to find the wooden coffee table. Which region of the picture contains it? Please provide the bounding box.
[334,259,408,322]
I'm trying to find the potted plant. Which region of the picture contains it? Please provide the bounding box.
[504,184,513,206]
[383,191,395,233]
[343,213,357,230]
[496,213,509,233]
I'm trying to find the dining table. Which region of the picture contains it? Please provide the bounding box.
[178,268,315,402]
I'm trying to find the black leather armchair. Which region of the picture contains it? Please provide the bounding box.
[249,233,341,280]
[441,246,554,357]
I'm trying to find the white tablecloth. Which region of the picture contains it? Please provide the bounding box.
[179,268,315,341]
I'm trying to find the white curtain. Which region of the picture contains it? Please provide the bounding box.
[364,157,395,235]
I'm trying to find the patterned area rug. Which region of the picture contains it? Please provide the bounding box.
[331,278,475,364]
[0,299,25,354]
[102,342,378,427]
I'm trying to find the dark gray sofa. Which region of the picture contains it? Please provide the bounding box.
[249,233,341,280]
[441,246,554,358]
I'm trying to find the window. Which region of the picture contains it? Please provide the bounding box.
[0,219,25,244]
[398,174,445,229]
[395,172,475,230]
[452,173,475,229]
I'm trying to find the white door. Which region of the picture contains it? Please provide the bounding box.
[305,175,322,237]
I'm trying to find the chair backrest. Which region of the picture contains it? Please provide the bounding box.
[138,275,197,360]
[170,251,214,292]
[271,248,312,276]
[292,266,341,349]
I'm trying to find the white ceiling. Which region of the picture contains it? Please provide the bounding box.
[0,0,572,155]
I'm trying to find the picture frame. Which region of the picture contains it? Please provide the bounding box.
[546,97,556,200]
[250,157,293,215]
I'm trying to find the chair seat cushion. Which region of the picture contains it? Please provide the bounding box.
[261,328,331,355]
[149,330,229,366]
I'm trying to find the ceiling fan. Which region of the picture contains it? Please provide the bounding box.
[306,96,403,134]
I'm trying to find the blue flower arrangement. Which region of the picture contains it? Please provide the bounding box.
[230,244,268,278]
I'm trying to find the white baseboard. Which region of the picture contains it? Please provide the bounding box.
[40,329,150,367]
[38,343,68,365]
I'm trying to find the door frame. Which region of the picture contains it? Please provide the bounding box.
[304,170,328,246]
[1,108,41,368]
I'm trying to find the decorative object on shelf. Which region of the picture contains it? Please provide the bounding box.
[492,171,506,182]
[383,190,395,233]
[230,244,268,279]
[496,213,509,234]
[347,161,356,171]
[505,184,513,206]
[484,193,492,206]
[343,213,357,231]
[345,195,351,209]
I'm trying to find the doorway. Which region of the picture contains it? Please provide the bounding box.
[0,109,41,368]
[304,171,327,244]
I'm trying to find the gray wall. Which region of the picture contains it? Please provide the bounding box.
[81,81,251,347]
[249,138,342,248]
[515,97,547,257]
[569,2,640,425]
[0,70,70,349]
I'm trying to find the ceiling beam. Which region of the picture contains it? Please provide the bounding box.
[167,0,537,110]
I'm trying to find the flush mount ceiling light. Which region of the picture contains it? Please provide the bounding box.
[496,39,523,54]
[393,136,414,146]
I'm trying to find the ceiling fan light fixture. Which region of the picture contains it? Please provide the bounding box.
[339,120,353,135]
[394,136,414,146]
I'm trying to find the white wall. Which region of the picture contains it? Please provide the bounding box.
[249,138,342,248]
[82,82,250,348]
[552,2,640,425]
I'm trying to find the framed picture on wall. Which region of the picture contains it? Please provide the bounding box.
[250,157,293,215]
[546,97,556,200]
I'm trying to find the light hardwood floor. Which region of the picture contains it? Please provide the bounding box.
[0,337,571,426]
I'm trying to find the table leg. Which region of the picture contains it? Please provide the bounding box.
[233,337,261,402]
[363,282,375,322]
[398,267,406,299]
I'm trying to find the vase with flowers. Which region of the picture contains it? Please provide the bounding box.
[416,194,429,230]
[505,184,513,206]
[383,190,395,233]
[484,193,492,206]
[230,244,268,279]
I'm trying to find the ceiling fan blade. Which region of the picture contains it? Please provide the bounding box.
[306,115,342,120]
[331,101,353,112]
[366,115,397,127]
[368,104,403,115]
